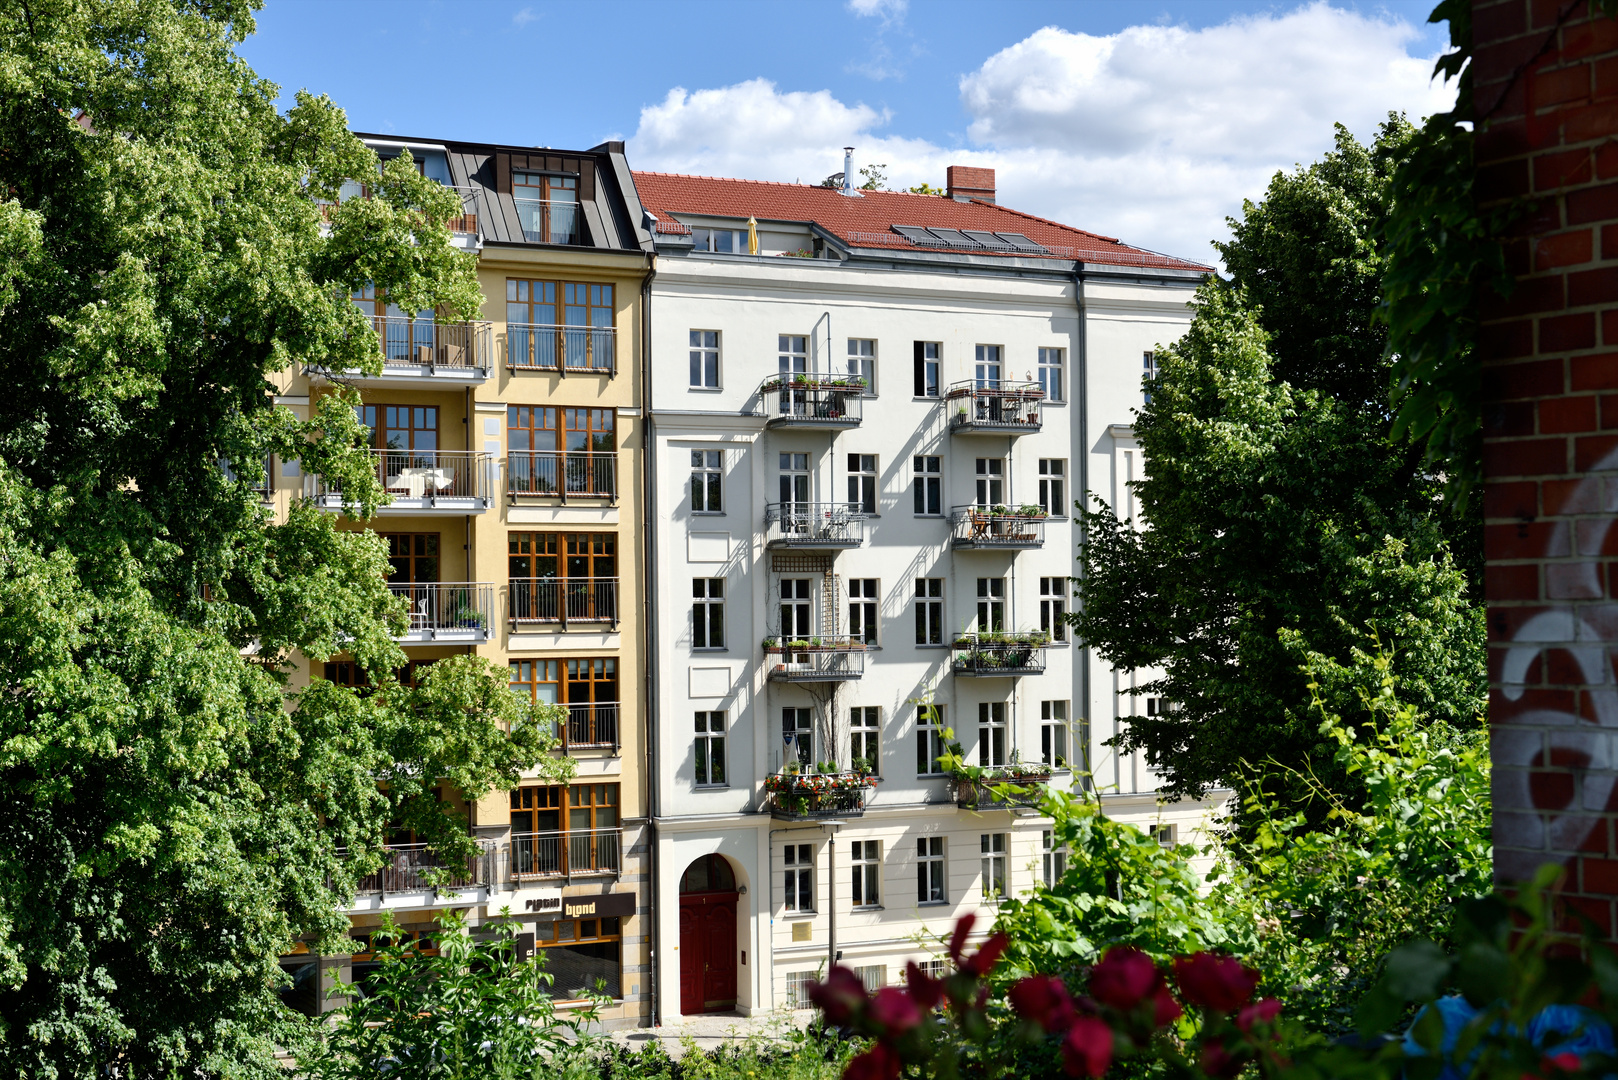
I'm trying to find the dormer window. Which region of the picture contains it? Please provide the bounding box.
[692,227,749,254]
[513,172,579,244]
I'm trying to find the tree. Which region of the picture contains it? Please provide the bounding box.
[1071,283,1485,807]
[0,2,560,1075]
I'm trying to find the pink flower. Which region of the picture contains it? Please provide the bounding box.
[1153,984,1183,1027]
[868,986,923,1034]
[961,932,1009,977]
[947,913,976,964]
[1088,947,1159,1011]
[1172,953,1260,1012]
[844,1041,901,1080]
[1060,1016,1114,1077]
[1009,975,1076,1033]
[905,961,944,1010]
[808,965,869,1026]
[1236,997,1282,1033]
[1200,1042,1243,1079]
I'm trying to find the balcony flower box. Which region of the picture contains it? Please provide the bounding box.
[765,770,876,819]
[949,763,1053,809]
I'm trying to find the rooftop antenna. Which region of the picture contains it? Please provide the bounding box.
[839,146,862,198]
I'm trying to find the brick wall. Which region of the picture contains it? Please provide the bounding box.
[1479,0,1618,935]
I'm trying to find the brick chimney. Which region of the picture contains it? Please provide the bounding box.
[946,165,995,204]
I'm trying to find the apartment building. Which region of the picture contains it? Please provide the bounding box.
[639,164,1225,1021]
[269,135,656,1029]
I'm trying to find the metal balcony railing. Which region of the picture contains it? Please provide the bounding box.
[763,637,867,681]
[387,582,494,640]
[951,633,1051,676]
[561,702,619,750]
[508,578,619,628]
[764,502,865,548]
[305,449,493,510]
[364,316,492,375]
[444,185,479,234]
[946,380,1045,433]
[512,198,581,245]
[508,828,622,879]
[505,323,616,374]
[347,842,493,896]
[507,451,617,499]
[950,506,1048,548]
[754,374,865,428]
[764,771,874,820]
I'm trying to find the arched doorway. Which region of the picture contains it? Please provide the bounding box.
[678,854,739,1014]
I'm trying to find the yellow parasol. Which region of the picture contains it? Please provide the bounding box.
[747,215,758,255]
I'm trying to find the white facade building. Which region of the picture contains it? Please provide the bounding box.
[633,167,1227,1022]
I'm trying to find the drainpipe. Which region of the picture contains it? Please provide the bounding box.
[1073,262,1092,797]
[827,827,838,975]
[641,255,661,1025]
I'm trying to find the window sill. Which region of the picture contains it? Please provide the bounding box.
[913,396,942,403]
[917,900,951,908]
[692,648,730,654]
[915,644,951,650]
[694,784,731,791]
[691,511,727,517]
[852,905,884,912]
[689,386,724,392]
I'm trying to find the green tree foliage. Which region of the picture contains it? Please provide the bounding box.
[1073,282,1484,806]
[0,2,561,1075]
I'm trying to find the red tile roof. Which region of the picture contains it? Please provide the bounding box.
[632,171,1211,272]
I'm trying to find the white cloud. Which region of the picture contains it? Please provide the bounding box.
[627,3,1456,263]
[847,0,907,20]
[511,6,535,27]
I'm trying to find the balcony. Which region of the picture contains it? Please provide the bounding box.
[951,768,1054,809]
[946,380,1045,435]
[308,317,493,387]
[764,502,865,549]
[764,771,875,821]
[388,582,495,643]
[305,450,494,514]
[560,702,619,752]
[508,828,622,880]
[340,842,497,911]
[762,637,866,682]
[951,632,1050,677]
[509,578,619,629]
[506,323,615,375]
[444,185,480,235]
[508,451,616,501]
[513,197,583,245]
[754,374,865,429]
[950,506,1048,549]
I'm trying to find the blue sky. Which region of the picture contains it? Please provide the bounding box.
[240,0,1455,262]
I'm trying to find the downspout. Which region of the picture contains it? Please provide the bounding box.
[641,254,661,1025]
[827,826,838,976]
[1073,263,1092,797]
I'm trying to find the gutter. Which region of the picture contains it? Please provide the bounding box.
[641,254,661,1026]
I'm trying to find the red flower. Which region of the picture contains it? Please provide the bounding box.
[1236,997,1282,1033]
[844,1041,902,1080]
[1009,975,1076,1033]
[1172,953,1260,1012]
[1088,947,1159,1011]
[962,932,1009,977]
[1152,984,1183,1027]
[947,913,976,964]
[809,965,869,1026]
[1200,1043,1243,1079]
[905,961,945,1009]
[1061,1016,1114,1078]
[868,986,923,1034]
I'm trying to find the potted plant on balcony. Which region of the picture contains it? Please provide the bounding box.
[817,760,839,775]
[851,756,872,777]
[762,637,779,651]
[1015,503,1046,519]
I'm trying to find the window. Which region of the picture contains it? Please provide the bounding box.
[508,407,616,495]
[918,836,946,903]
[690,330,720,388]
[847,338,876,392]
[978,702,1008,768]
[1038,459,1066,517]
[779,578,813,638]
[910,959,948,981]
[850,706,880,774]
[1146,697,1178,717]
[509,657,619,747]
[849,579,878,646]
[851,840,881,908]
[693,227,749,253]
[508,533,617,625]
[1039,577,1068,642]
[1038,347,1064,402]
[976,578,1005,633]
[783,707,814,769]
[356,404,437,452]
[784,844,815,912]
[693,578,726,649]
[778,452,810,505]
[1042,830,1069,888]
[695,711,727,786]
[912,455,941,516]
[914,578,943,645]
[974,458,1004,507]
[508,783,620,875]
[1155,824,1178,849]
[981,833,1008,900]
[533,915,623,1000]
[381,533,439,584]
[848,454,877,514]
[917,704,947,776]
[350,284,434,362]
[1143,351,1158,404]
[511,172,577,244]
[786,971,817,1009]
[975,344,1003,388]
[855,964,887,991]
[691,450,723,513]
[779,335,808,375]
[914,341,941,397]
[505,279,613,369]
[1041,700,1070,769]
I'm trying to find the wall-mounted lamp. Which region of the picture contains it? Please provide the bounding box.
[737,884,748,895]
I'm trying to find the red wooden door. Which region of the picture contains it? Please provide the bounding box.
[702,900,737,1009]
[679,904,703,1015]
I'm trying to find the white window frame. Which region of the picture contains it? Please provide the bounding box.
[779,334,808,375]
[784,843,815,913]
[978,701,1008,768]
[981,833,1009,900]
[689,330,720,388]
[1155,824,1178,849]
[976,577,1005,633]
[912,455,942,516]
[693,578,726,650]
[1040,700,1070,770]
[851,706,880,775]
[914,577,944,645]
[974,458,1005,507]
[695,710,727,787]
[848,453,878,514]
[693,228,749,254]
[1039,577,1068,642]
[779,577,813,640]
[849,578,878,645]
[917,703,947,776]
[1143,350,1158,404]
[847,338,877,395]
[783,706,814,769]
[916,341,941,398]
[1038,347,1064,402]
[1042,829,1069,888]
[691,449,723,513]
[786,970,817,1009]
[851,839,881,909]
[917,836,947,904]
[1037,458,1066,517]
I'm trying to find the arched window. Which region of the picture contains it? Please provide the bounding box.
[679,854,736,895]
